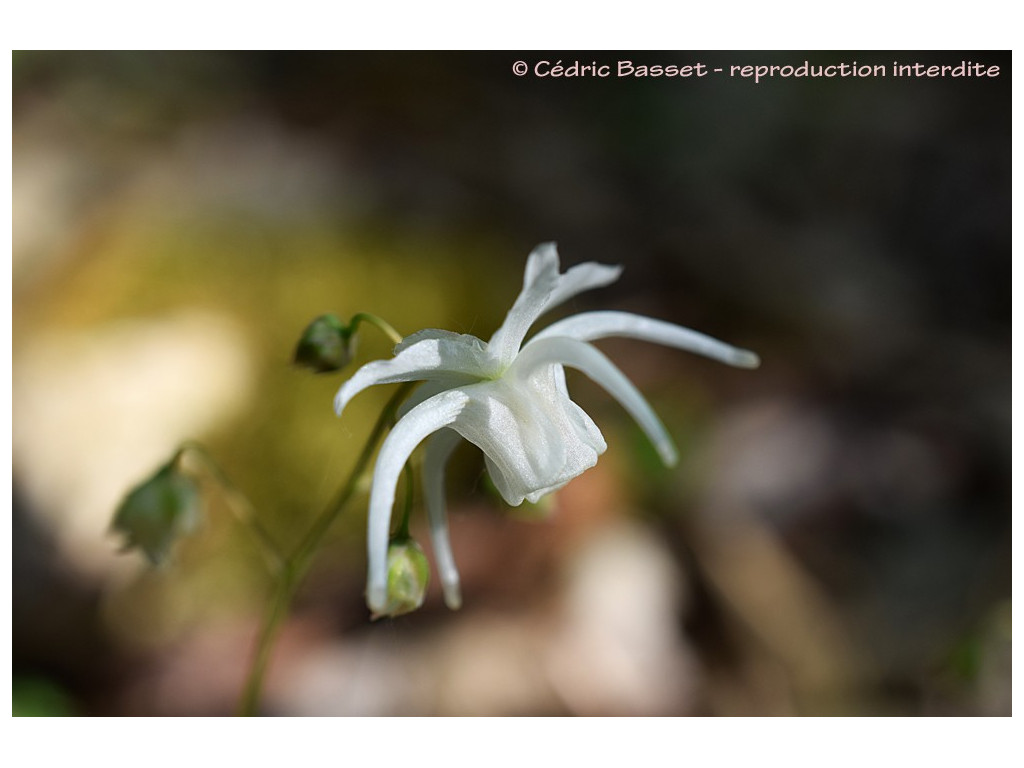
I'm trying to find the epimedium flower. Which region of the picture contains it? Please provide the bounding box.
[335,243,760,616]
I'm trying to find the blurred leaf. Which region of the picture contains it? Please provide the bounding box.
[12,677,76,717]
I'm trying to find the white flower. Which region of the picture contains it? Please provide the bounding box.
[335,243,759,615]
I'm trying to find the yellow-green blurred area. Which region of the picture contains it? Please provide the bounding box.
[12,51,1010,716]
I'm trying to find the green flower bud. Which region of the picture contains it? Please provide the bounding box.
[293,314,356,373]
[373,538,430,619]
[111,461,202,566]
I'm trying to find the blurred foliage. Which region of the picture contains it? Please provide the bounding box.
[12,677,78,717]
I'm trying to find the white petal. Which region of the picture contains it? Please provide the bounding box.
[540,260,622,316]
[511,336,679,467]
[533,310,761,369]
[449,379,573,506]
[365,389,469,614]
[488,243,624,366]
[486,243,561,366]
[523,241,560,285]
[423,428,463,609]
[393,328,488,356]
[431,374,605,507]
[397,380,455,418]
[335,334,490,417]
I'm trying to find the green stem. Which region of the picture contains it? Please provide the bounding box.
[396,463,415,540]
[288,382,414,576]
[350,312,403,346]
[236,566,296,716]
[236,382,415,716]
[177,441,285,570]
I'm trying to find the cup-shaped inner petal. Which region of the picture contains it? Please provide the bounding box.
[453,372,606,506]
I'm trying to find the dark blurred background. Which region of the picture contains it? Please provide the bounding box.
[12,51,1010,715]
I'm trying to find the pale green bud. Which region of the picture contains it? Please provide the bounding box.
[373,538,430,619]
[293,314,357,373]
[111,461,202,565]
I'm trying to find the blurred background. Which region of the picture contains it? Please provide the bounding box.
[12,51,1010,716]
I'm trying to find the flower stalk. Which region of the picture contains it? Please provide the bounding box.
[176,442,285,570]
[236,382,414,716]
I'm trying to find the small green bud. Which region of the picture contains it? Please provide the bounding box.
[111,461,202,566]
[373,538,430,619]
[293,314,357,373]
